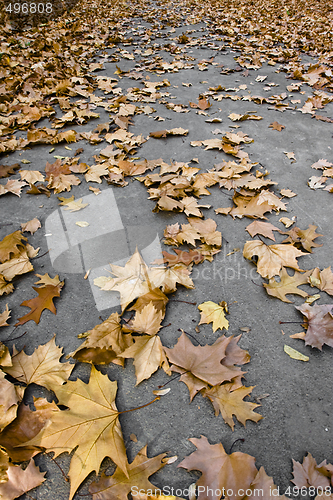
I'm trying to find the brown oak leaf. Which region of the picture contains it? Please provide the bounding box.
[263,268,312,303]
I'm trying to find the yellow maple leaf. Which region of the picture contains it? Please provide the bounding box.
[25,365,128,500]
[198,301,229,332]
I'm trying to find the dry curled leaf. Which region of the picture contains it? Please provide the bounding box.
[25,365,128,500]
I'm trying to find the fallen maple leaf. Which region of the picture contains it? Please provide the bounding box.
[149,128,188,138]
[203,384,262,430]
[0,398,59,462]
[70,312,132,366]
[129,288,169,315]
[0,459,46,500]
[119,334,169,385]
[284,151,296,161]
[0,179,27,197]
[291,452,333,488]
[164,332,243,398]
[295,303,333,349]
[0,371,24,432]
[94,249,151,312]
[0,251,34,282]
[0,163,20,179]
[309,267,333,296]
[178,435,257,500]
[58,195,89,211]
[0,231,27,263]
[198,301,229,332]
[123,302,164,335]
[243,240,306,279]
[3,336,74,390]
[25,365,128,500]
[282,225,323,253]
[19,170,45,184]
[149,263,194,293]
[245,221,280,241]
[280,189,297,198]
[15,279,64,326]
[89,445,166,499]
[263,268,312,303]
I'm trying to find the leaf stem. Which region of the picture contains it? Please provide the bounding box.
[170,299,197,305]
[32,249,50,259]
[251,279,263,287]
[158,371,188,388]
[119,396,160,415]
[47,453,69,482]
[4,331,27,342]
[229,438,245,454]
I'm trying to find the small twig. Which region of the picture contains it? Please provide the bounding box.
[251,279,263,287]
[12,345,26,357]
[119,396,160,415]
[279,321,304,324]
[47,453,69,482]
[32,249,50,259]
[170,299,197,305]
[160,322,171,329]
[158,371,187,388]
[178,329,202,345]
[257,235,266,244]
[229,438,245,454]
[5,331,27,342]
